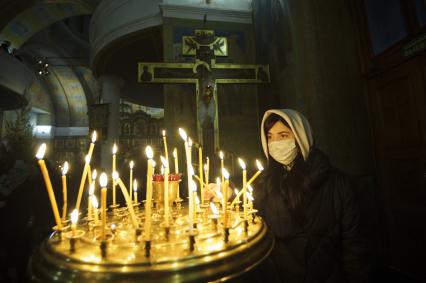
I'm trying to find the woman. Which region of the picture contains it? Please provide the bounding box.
[253,109,369,283]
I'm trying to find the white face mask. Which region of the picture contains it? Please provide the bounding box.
[268,139,298,166]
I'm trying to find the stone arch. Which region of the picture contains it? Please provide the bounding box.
[0,1,94,49]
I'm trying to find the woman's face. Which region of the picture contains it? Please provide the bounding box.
[267,121,295,143]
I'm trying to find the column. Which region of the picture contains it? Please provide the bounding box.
[98,75,124,171]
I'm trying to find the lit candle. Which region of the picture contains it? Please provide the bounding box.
[112,143,117,206]
[195,195,200,211]
[145,146,154,239]
[247,185,254,210]
[99,173,108,240]
[205,157,210,184]
[91,169,97,196]
[71,209,78,237]
[238,158,247,220]
[114,172,139,228]
[173,148,180,200]
[88,183,95,220]
[219,151,224,186]
[190,179,197,220]
[129,161,134,200]
[36,144,62,230]
[247,160,264,186]
[188,138,193,163]
[198,145,204,204]
[61,161,69,222]
[91,195,99,225]
[173,148,179,173]
[216,177,222,204]
[222,168,230,226]
[133,179,138,204]
[87,164,92,187]
[161,156,170,226]
[152,160,156,174]
[162,130,169,163]
[76,154,91,211]
[88,131,97,159]
[179,128,194,229]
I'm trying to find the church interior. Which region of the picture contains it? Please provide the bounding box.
[0,0,425,282]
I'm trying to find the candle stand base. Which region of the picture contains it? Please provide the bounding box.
[69,238,76,253]
[223,227,230,243]
[145,240,151,258]
[100,240,107,258]
[135,228,142,242]
[29,206,274,283]
[165,227,170,241]
[188,233,196,252]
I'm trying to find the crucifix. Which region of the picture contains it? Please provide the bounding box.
[138,29,270,158]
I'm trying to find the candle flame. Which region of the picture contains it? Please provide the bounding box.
[246,192,254,202]
[62,161,69,175]
[248,184,254,192]
[91,131,97,143]
[85,154,91,164]
[130,160,134,169]
[91,195,98,209]
[189,165,195,176]
[35,143,46,159]
[162,129,166,137]
[173,148,177,158]
[204,163,208,170]
[178,128,187,141]
[152,160,156,168]
[112,171,119,180]
[238,158,246,170]
[210,202,219,214]
[89,183,95,195]
[234,188,239,195]
[160,156,169,168]
[111,223,116,230]
[133,180,138,192]
[216,189,223,199]
[99,173,108,187]
[256,159,264,171]
[112,143,117,154]
[145,146,153,159]
[71,209,79,225]
[219,151,224,160]
[222,168,230,180]
[92,169,97,180]
[190,180,197,192]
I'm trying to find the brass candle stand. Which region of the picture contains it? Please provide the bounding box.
[29,202,274,282]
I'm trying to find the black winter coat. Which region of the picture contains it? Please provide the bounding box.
[253,149,369,283]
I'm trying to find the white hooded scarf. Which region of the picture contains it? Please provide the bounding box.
[260,109,314,161]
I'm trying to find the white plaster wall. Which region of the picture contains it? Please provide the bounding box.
[90,0,163,65]
[90,0,253,66]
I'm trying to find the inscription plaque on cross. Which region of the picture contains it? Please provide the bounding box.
[138,29,270,158]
